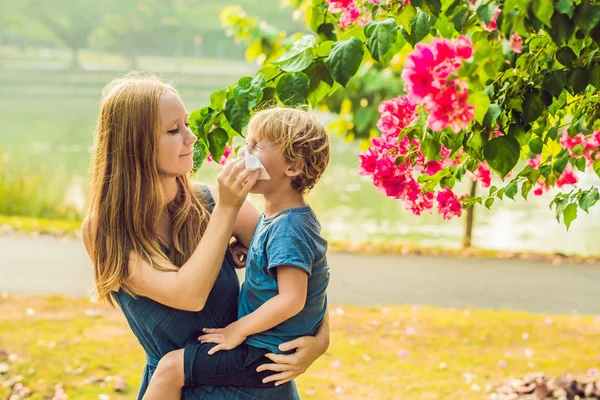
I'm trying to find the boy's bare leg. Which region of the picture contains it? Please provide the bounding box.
[142,349,185,400]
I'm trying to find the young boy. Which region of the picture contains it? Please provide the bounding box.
[142,107,331,399]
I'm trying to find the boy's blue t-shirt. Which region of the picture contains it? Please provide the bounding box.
[238,205,329,353]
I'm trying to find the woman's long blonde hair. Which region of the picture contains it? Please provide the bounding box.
[87,73,210,306]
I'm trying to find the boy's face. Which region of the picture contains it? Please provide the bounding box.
[245,133,298,195]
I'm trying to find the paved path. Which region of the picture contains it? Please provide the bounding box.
[1,234,599,315]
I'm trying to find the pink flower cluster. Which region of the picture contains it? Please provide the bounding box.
[401,36,475,133]
[359,95,465,219]
[478,7,523,53]
[559,129,600,166]
[481,8,501,32]
[327,0,377,29]
[472,162,492,188]
[206,143,233,166]
[356,37,493,220]
[523,129,600,197]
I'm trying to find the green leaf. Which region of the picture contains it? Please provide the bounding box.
[465,130,487,159]
[504,179,519,200]
[256,66,281,82]
[542,70,567,98]
[485,197,495,209]
[257,87,276,109]
[276,72,310,107]
[555,0,574,18]
[452,8,470,31]
[590,63,600,89]
[305,59,334,108]
[595,159,600,178]
[521,180,533,199]
[469,91,491,125]
[397,3,417,32]
[403,10,434,47]
[364,18,398,63]
[421,138,441,161]
[540,164,553,178]
[483,136,521,178]
[207,128,229,162]
[574,2,600,35]
[523,92,545,124]
[483,104,502,128]
[234,74,266,110]
[568,68,588,94]
[529,137,544,154]
[273,34,317,72]
[192,142,208,172]
[555,47,576,67]
[579,188,599,213]
[223,99,250,135]
[189,107,216,143]
[563,203,578,230]
[508,124,531,146]
[575,156,587,172]
[317,23,337,41]
[380,30,406,67]
[553,155,570,175]
[532,0,554,26]
[476,2,499,24]
[325,37,364,87]
[422,0,442,16]
[546,12,574,45]
[210,89,227,110]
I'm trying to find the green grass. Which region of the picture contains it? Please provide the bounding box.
[0,215,81,236]
[1,294,599,399]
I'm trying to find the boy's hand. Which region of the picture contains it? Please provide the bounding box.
[229,240,248,269]
[198,323,247,355]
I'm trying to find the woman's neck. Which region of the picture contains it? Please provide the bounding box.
[161,175,178,203]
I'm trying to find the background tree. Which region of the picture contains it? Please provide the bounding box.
[190,0,600,230]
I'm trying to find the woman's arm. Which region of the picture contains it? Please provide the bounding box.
[83,159,260,312]
[206,184,260,248]
[255,307,330,386]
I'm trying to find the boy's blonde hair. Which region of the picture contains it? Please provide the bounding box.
[247,107,330,194]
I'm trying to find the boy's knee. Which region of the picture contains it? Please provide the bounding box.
[154,349,184,385]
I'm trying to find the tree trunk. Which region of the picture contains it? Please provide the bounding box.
[462,180,477,248]
[69,47,81,70]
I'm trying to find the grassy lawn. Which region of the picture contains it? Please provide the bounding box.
[1,295,598,399]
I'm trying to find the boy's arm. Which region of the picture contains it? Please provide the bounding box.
[199,266,308,354]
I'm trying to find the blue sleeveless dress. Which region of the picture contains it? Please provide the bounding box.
[112,186,300,400]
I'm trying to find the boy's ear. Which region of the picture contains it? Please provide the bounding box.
[285,161,302,178]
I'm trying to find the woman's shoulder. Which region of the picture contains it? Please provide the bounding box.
[191,181,218,204]
[81,214,96,256]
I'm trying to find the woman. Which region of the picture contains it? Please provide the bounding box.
[81,73,330,399]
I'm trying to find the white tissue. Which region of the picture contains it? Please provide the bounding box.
[238,147,271,180]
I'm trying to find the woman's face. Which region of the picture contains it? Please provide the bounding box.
[157,91,197,177]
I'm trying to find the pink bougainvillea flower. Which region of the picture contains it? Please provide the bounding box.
[437,187,463,219]
[556,163,578,188]
[473,162,492,188]
[526,154,542,169]
[510,32,523,53]
[376,96,418,138]
[481,8,501,32]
